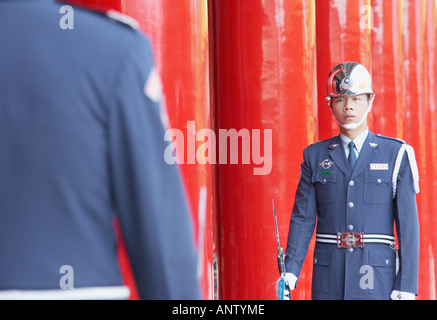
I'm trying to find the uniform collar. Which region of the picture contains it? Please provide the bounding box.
[339,128,369,155]
[330,130,376,178]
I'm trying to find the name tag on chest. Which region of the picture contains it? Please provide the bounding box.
[370,163,389,170]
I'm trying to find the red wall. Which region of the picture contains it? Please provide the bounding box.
[209,0,318,300]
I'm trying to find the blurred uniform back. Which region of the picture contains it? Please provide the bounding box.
[0,0,200,300]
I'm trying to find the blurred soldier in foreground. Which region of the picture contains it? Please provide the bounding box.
[0,0,200,300]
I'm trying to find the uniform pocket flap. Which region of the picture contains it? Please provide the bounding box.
[313,251,330,266]
[369,249,396,267]
[312,172,337,184]
[364,170,391,184]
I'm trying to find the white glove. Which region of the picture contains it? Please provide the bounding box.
[275,273,298,300]
[390,290,416,300]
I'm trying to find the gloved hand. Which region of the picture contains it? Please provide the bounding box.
[390,290,416,300]
[275,273,298,300]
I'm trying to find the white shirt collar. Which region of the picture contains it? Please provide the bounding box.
[340,128,369,155]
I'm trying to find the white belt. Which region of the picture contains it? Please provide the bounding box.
[316,232,396,248]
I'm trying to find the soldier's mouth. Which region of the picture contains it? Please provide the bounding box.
[344,115,356,121]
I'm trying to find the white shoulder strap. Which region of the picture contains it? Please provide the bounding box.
[392,144,420,199]
[106,10,140,29]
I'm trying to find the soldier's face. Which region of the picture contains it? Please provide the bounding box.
[331,94,370,129]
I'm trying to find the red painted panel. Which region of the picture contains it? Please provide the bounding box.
[371,0,403,138]
[419,0,437,300]
[210,0,317,300]
[396,0,436,300]
[316,0,372,141]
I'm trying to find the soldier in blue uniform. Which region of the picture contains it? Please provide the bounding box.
[0,0,200,299]
[278,62,420,300]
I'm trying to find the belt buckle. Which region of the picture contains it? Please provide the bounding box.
[337,232,364,248]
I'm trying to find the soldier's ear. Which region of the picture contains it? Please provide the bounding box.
[326,98,333,110]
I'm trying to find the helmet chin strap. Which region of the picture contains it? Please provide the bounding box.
[332,95,375,130]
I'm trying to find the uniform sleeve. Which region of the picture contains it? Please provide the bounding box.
[284,148,318,278]
[108,32,200,300]
[393,150,420,295]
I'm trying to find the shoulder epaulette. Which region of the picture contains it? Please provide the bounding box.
[375,134,405,144]
[311,136,337,146]
[106,10,140,30]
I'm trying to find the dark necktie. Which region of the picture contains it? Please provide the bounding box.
[348,141,357,170]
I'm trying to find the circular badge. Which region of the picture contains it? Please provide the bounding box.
[340,77,353,90]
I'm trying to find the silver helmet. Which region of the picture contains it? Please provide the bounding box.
[325,62,374,103]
